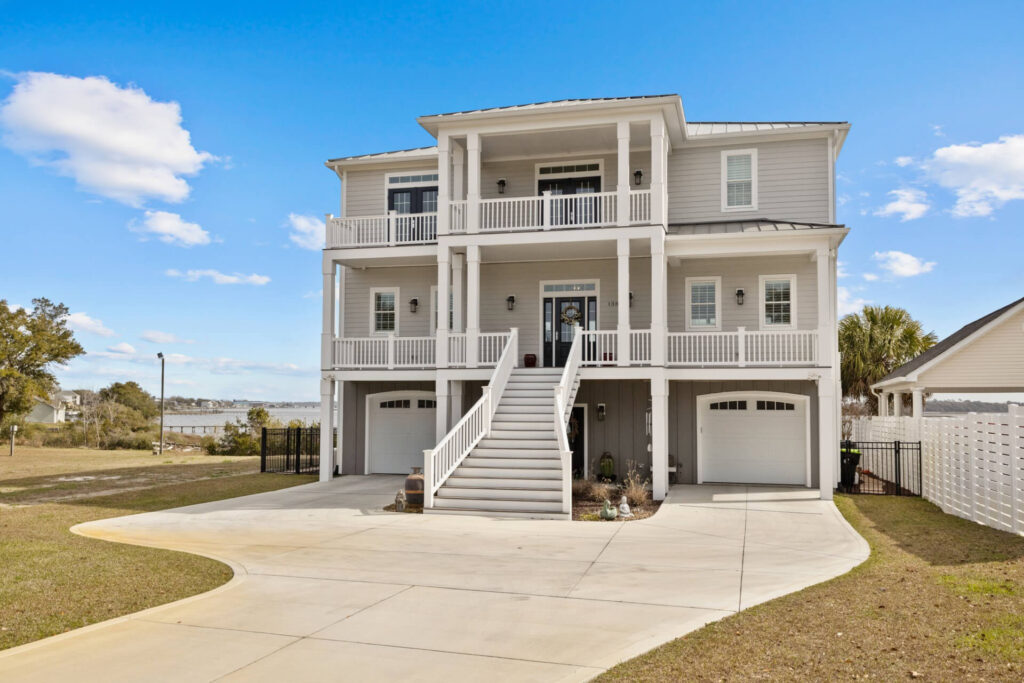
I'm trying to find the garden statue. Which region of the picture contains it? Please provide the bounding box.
[599,499,618,520]
[618,495,633,518]
[394,489,406,512]
[598,451,616,481]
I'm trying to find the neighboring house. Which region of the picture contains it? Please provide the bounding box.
[318,94,848,517]
[872,296,1024,417]
[27,397,67,424]
[56,390,80,407]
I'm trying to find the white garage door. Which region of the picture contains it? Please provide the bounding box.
[367,393,436,474]
[699,394,809,486]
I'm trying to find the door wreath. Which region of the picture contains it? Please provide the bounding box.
[560,305,582,325]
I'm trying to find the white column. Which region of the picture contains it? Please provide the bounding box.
[321,258,335,371]
[912,388,923,418]
[336,265,346,338]
[616,120,630,226]
[437,133,450,236]
[319,377,334,482]
[435,377,450,442]
[450,380,464,429]
[334,380,344,475]
[466,245,481,368]
[893,392,904,417]
[650,117,666,226]
[650,229,667,366]
[452,252,464,332]
[617,237,630,366]
[466,132,481,234]
[651,377,669,500]
[817,375,836,500]
[815,247,832,366]
[453,142,465,200]
[878,392,889,417]
[436,247,450,367]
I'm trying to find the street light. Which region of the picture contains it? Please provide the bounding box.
[157,352,165,455]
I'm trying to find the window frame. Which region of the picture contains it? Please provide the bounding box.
[369,286,400,336]
[720,148,758,212]
[383,170,439,215]
[684,276,722,331]
[759,274,797,330]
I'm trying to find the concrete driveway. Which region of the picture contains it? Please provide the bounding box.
[0,477,868,682]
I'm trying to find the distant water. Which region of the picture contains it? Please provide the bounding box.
[162,407,320,428]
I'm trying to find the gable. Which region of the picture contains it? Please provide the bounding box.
[917,307,1024,389]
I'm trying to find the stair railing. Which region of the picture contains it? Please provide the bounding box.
[553,324,583,514]
[423,328,518,509]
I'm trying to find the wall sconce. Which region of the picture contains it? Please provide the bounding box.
[506,295,516,311]
[409,297,419,313]
[633,169,643,186]
[497,178,507,194]
[629,291,634,307]
[735,288,745,306]
[597,403,607,422]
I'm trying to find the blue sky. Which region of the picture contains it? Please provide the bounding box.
[2,1,1022,401]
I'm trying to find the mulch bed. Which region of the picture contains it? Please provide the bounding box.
[573,499,661,521]
[383,502,423,514]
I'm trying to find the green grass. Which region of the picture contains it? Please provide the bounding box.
[0,450,314,651]
[597,495,1024,681]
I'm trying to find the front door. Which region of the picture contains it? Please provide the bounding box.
[538,176,601,226]
[543,295,597,367]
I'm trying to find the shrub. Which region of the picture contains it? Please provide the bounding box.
[623,460,651,507]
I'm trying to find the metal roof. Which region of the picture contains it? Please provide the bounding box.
[668,218,846,236]
[326,146,437,165]
[875,295,1024,385]
[686,121,848,136]
[419,95,679,120]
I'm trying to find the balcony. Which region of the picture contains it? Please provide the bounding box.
[327,213,437,248]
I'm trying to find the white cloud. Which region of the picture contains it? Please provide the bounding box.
[838,286,870,316]
[84,349,307,376]
[141,330,194,344]
[106,342,136,354]
[0,72,214,206]
[64,312,115,337]
[837,193,850,207]
[837,261,849,278]
[873,250,936,277]
[874,188,930,221]
[166,268,270,285]
[286,213,325,250]
[894,156,913,167]
[132,210,210,247]
[863,273,879,282]
[923,134,1024,218]
[932,124,945,137]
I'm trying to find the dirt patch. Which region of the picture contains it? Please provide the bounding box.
[383,502,423,514]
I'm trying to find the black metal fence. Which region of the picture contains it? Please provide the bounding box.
[840,440,922,496]
[261,427,320,474]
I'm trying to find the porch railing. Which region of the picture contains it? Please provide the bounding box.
[553,325,582,514]
[333,335,435,369]
[629,189,651,224]
[424,328,518,508]
[667,328,818,366]
[449,200,467,233]
[481,196,543,231]
[578,329,653,366]
[327,212,437,248]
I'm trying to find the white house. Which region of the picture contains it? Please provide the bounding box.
[27,397,67,424]
[318,94,847,518]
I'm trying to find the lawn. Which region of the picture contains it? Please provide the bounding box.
[599,495,1024,681]
[0,447,314,651]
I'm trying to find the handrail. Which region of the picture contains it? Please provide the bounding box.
[423,328,518,508]
[553,324,582,513]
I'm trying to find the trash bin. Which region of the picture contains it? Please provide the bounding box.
[840,442,861,492]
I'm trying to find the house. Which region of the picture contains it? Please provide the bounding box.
[27,397,67,424]
[318,94,847,518]
[872,296,1024,417]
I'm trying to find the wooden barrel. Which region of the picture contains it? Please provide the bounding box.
[405,466,424,505]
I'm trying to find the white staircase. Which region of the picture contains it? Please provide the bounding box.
[432,367,570,518]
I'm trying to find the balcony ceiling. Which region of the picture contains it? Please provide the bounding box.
[481,122,651,161]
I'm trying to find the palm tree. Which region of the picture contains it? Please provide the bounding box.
[839,305,937,411]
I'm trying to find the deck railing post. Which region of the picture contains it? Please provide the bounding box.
[737,327,746,367]
[387,333,395,370]
[542,190,552,230]
[894,440,902,496]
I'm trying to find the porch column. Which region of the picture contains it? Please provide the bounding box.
[319,377,334,481]
[450,380,464,429]
[817,374,836,500]
[893,392,904,417]
[651,377,669,500]
[436,247,450,368]
[452,252,464,332]
[336,265,346,339]
[912,388,924,418]
[616,120,630,226]
[334,380,344,475]
[321,257,336,371]
[815,247,833,365]
[466,245,481,367]
[435,377,450,442]
[878,391,889,417]
[650,229,667,366]
[453,142,465,201]
[437,133,450,236]
[466,132,481,234]
[650,116,666,226]
[617,237,630,366]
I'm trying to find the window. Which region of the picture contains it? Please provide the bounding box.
[379,399,411,409]
[759,275,797,329]
[756,400,795,411]
[385,171,438,215]
[686,277,721,330]
[417,399,436,409]
[709,400,747,411]
[370,287,398,334]
[721,149,757,211]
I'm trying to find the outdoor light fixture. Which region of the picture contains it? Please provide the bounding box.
[597,403,607,422]
[497,178,507,194]
[633,169,643,185]
[409,297,419,313]
[506,295,516,311]
[629,291,635,307]
[735,288,745,306]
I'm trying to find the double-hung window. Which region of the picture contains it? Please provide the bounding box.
[721,149,757,211]
[685,276,721,330]
[370,287,398,335]
[760,275,796,329]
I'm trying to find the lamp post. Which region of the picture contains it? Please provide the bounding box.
[157,352,165,455]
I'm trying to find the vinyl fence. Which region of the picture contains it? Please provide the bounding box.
[852,406,1024,536]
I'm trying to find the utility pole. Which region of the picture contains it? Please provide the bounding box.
[157,352,165,455]
[9,424,16,456]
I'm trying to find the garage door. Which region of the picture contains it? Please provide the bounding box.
[699,394,809,486]
[367,393,436,474]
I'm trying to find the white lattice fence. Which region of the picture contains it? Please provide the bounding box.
[852,407,1024,536]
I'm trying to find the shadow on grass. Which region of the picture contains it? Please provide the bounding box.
[844,494,1024,567]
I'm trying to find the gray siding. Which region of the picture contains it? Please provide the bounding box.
[667,138,829,224]
[340,381,435,475]
[344,161,438,217]
[342,266,436,337]
[480,151,650,200]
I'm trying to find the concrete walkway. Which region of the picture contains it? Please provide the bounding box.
[0,477,868,682]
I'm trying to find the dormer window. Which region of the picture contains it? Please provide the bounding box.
[721,149,757,211]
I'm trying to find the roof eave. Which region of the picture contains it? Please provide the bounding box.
[684,122,851,147]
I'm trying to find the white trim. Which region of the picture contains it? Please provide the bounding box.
[684,276,722,331]
[369,286,400,335]
[537,279,601,364]
[695,390,812,487]
[759,274,797,331]
[429,285,454,337]
[382,169,439,210]
[720,148,758,212]
[363,390,436,475]
[533,159,605,192]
